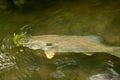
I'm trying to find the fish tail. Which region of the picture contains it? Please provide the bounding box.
[110,47,120,58]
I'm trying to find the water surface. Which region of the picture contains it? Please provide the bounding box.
[0,0,120,80]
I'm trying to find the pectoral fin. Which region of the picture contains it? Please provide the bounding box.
[44,50,55,59]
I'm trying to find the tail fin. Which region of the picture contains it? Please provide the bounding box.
[110,47,120,58]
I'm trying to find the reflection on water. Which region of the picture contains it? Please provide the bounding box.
[89,68,120,80]
[0,36,16,70]
[0,53,15,70]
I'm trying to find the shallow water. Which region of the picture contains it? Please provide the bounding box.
[0,0,120,80]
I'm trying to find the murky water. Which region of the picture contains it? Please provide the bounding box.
[0,0,120,80]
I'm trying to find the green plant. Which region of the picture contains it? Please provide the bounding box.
[13,33,26,46]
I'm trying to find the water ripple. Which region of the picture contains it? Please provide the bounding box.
[0,35,16,70]
[53,57,77,69]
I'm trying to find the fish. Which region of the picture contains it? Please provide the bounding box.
[18,35,120,59]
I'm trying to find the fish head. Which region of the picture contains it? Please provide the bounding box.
[18,37,57,59]
[18,37,47,50]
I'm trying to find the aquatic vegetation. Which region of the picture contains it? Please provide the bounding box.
[13,33,26,46]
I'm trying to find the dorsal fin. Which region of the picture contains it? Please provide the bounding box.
[84,35,105,43]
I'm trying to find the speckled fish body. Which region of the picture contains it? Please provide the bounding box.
[18,35,120,59]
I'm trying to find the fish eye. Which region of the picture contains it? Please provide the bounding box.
[24,39,29,43]
[46,43,53,46]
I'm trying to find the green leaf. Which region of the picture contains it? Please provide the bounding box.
[13,33,26,46]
